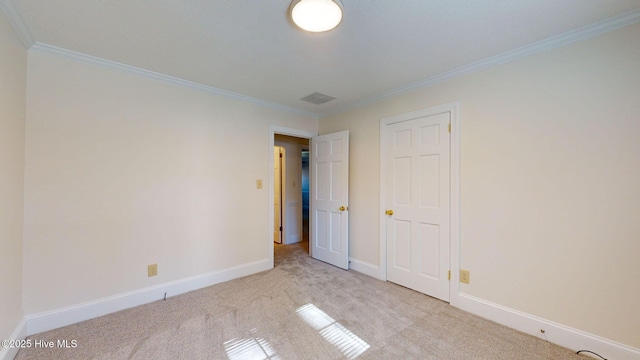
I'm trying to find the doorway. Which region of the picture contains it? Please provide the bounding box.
[269,126,351,272]
[273,134,310,250]
[301,148,310,243]
[269,126,316,269]
[274,146,284,244]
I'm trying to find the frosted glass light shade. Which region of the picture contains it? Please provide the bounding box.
[291,0,343,32]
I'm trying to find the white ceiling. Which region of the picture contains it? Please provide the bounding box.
[5,0,640,117]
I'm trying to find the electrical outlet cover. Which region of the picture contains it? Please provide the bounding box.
[148,264,158,277]
[460,269,470,284]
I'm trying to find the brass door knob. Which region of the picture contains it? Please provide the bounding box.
[385,209,394,215]
[339,206,347,211]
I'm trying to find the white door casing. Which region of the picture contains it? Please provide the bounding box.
[382,108,451,301]
[310,131,349,269]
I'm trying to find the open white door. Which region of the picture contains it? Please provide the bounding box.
[310,130,349,269]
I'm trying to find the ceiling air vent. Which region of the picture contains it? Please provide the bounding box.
[300,92,336,105]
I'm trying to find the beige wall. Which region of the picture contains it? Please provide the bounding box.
[320,23,640,348]
[22,51,317,314]
[0,10,27,341]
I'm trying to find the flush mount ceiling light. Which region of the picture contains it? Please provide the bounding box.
[290,0,343,33]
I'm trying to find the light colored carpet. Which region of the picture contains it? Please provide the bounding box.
[16,241,585,359]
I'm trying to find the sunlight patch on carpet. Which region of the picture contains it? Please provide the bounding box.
[224,328,281,360]
[296,303,370,359]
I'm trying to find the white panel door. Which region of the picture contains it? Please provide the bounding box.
[384,111,450,301]
[310,131,349,269]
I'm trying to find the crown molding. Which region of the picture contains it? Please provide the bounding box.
[29,42,318,119]
[319,8,640,118]
[7,2,640,120]
[3,0,315,118]
[0,0,34,48]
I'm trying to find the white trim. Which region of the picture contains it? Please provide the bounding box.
[0,0,34,48]
[379,102,461,302]
[270,125,318,139]
[348,258,382,280]
[320,9,640,118]
[0,318,27,360]
[378,120,387,281]
[25,259,270,336]
[457,293,640,360]
[448,102,461,307]
[268,126,317,268]
[28,42,318,119]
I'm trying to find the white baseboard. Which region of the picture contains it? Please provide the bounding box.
[0,318,27,360]
[349,258,382,280]
[26,259,271,336]
[457,293,640,360]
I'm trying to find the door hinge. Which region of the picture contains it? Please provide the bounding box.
[448,270,451,280]
[279,226,282,231]
[279,153,283,158]
[448,123,451,133]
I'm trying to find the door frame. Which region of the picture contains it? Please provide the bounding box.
[379,102,461,306]
[269,125,317,269]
